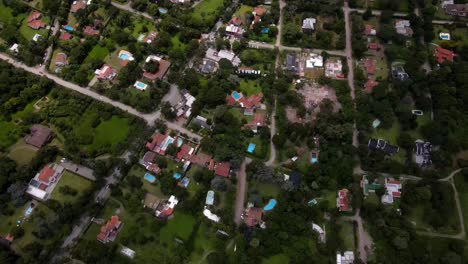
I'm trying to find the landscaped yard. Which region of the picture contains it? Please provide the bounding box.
[159,212,197,243]
[191,0,224,24]
[338,220,355,250]
[371,121,400,145]
[234,4,253,19]
[50,171,93,204]
[20,15,50,41]
[239,79,262,96]
[84,45,110,63]
[454,172,468,237]
[8,139,38,166]
[0,119,20,150]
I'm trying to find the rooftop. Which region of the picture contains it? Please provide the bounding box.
[24,124,53,148]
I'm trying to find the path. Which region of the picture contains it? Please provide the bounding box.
[234,158,252,226]
[111,2,153,20]
[342,209,373,262]
[265,100,277,166]
[0,53,202,140]
[275,0,286,48]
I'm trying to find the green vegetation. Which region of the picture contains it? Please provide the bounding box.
[262,254,290,264]
[8,140,38,165]
[160,212,196,243]
[240,79,262,96]
[191,0,224,22]
[84,45,110,63]
[50,171,93,204]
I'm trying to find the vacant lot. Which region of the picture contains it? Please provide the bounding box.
[50,171,93,204]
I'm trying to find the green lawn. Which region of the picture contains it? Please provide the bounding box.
[239,79,262,96]
[234,4,253,18]
[251,182,282,199]
[191,0,224,22]
[131,17,156,38]
[0,119,20,150]
[371,121,400,145]
[8,139,38,166]
[454,173,468,238]
[338,220,355,250]
[159,212,196,243]
[0,3,14,23]
[91,116,130,150]
[190,223,219,262]
[20,15,49,41]
[12,101,35,121]
[50,171,93,204]
[262,254,290,264]
[247,135,269,160]
[84,45,109,63]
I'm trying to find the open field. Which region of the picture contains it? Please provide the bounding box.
[8,139,38,166]
[50,171,93,204]
[191,0,224,24]
[159,212,197,243]
[84,45,110,63]
[240,79,262,96]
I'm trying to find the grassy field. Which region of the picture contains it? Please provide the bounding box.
[338,220,355,250]
[8,139,38,166]
[371,121,400,145]
[190,223,219,262]
[191,0,224,22]
[0,3,14,23]
[0,119,19,150]
[50,171,93,204]
[130,17,156,38]
[251,182,282,199]
[239,79,262,96]
[84,45,109,63]
[159,212,196,243]
[234,4,253,18]
[262,254,290,264]
[91,116,129,150]
[454,173,468,237]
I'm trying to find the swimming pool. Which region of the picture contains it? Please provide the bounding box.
[119,53,131,60]
[176,138,183,147]
[134,81,148,90]
[64,25,74,31]
[247,143,256,153]
[159,8,168,14]
[261,28,269,34]
[310,152,318,163]
[161,137,174,151]
[144,173,156,183]
[173,173,182,180]
[232,91,242,100]
[264,199,277,211]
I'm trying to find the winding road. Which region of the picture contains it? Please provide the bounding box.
[0,53,202,140]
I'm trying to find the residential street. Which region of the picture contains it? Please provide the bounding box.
[111,1,153,20]
[0,53,202,140]
[265,100,277,167]
[234,158,252,226]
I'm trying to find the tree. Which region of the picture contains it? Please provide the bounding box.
[145,61,160,73]
[362,8,372,20]
[161,102,176,120]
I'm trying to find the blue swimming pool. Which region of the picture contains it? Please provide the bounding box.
[232,91,241,100]
[159,7,168,14]
[144,173,156,183]
[173,173,182,180]
[261,28,269,34]
[264,199,277,211]
[247,143,256,153]
[162,137,174,151]
[176,138,183,147]
[64,25,74,31]
[119,53,131,60]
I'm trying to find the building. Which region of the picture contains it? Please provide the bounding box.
[434,46,457,64]
[203,207,221,222]
[415,140,432,166]
[381,178,402,205]
[392,64,409,81]
[204,48,241,67]
[120,247,136,259]
[286,53,299,75]
[225,24,245,35]
[243,112,266,133]
[32,33,42,42]
[192,115,210,129]
[243,207,264,227]
[337,251,355,264]
[143,31,158,44]
[312,223,326,243]
[143,55,171,80]
[337,189,351,212]
[368,138,399,155]
[9,43,19,53]
[71,0,87,13]
[155,195,179,218]
[176,144,195,161]
[302,18,316,33]
[230,17,243,27]
[325,58,344,79]
[394,20,413,37]
[24,124,53,148]
[226,92,264,109]
[26,163,65,201]
[190,152,215,170]
[27,12,45,29]
[97,215,122,244]
[140,151,161,174]
[55,53,68,66]
[360,175,381,196]
[368,42,381,51]
[305,53,324,69]
[214,162,231,177]
[94,64,116,80]
[27,11,41,23]
[59,32,72,41]
[200,60,217,74]
[146,133,174,155]
[237,67,261,75]
[364,24,376,36]
[83,26,99,36]
[173,90,196,118]
[362,58,375,76]
[444,3,468,16]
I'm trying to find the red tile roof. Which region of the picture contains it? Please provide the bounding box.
[55,53,68,65]
[83,26,99,36]
[215,162,231,177]
[364,24,375,35]
[38,166,56,183]
[244,207,263,227]
[97,215,121,243]
[59,32,72,40]
[27,11,41,22]
[176,144,194,160]
[226,94,237,106]
[338,189,350,212]
[28,19,46,29]
[364,79,378,93]
[190,152,214,168]
[368,43,381,50]
[143,59,171,80]
[146,133,167,152]
[71,0,87,13]
[95,64,116,80]
[227,93,264,108]
[230,17,243,26]
[435,46,456,63]
[244,112,267,130]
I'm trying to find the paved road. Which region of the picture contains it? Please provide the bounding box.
[0,53,202,140]
[234,158,252,226]
[111,2,153,20]
[351,8,458,25]
[265,100,277,166]
[249,41,347,56]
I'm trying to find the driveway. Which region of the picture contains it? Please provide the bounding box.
[234,158,252,226]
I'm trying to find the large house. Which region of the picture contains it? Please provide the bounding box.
[27,11,46,29]
[381,178,402,205]
[302,18,316,33]
[243,112,267,133]
[55,53,68,67]
[143,55,171,80]
[97,215,122,244]
[214,162,231,177]
[415,140,432,166]
[286,53,299,75]
[444,3,468,16]
[243,207,265,228]
[95,64,117,80]
[337,189,351,212]
[394,20,413,37]
[146,133,175,155]
[26,164,65,201]
[368,138,399,155]
[434,46,457,64]
[155,196,179,218]
[70,0,87,13]
[24,124,53,148]
[226,91,264,109]
[204,48,241,67]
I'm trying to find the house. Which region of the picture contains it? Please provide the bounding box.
[441,0,454,8]
[230,17,243,27]
[290,171,301,189]
[368,42,381,51]
[226,92,264,109]
[143,193,162,210]
[415,140,432,166]
[392,65,409,81]
[381,178,402,205]
[243,207,264,227]
[146,133,174,155]
[190,152,215,170]
[26,163,65,201]
[302,18,316,33]
[368,138,399,155]
[204,48,241,67]
[94,64,116,80]
[140,151,161,174]
[97,215,122,244]
[71,0,87,13]
[253,7,266,16]
[364,24,376,36]
[286,53,299,74]
[226,24,245,35]
[171,0,191,3]
[237,67,261,75]
[434,46,457,64]
[360,175,381,196]
[200,60,217,74]
[143,31,158,44]
[28,19,46,30]
[9,43,19,53]
[337,189,351,212]
[27,11,41,23]
[59,32,72,41]
[176,144,195,161]
[203,207,221,222]
[155,195,179,218]
[444,3,468,16]
[394,20,413,37]
[83,26,100,36]
[55,53,68,66]
[143,55,171,80]
[325,58,344,79]
[362,58,375,76]
[173,90,196,118]
[32,33,42,42]
[120,247,136,259]
[193,115,210,129]
[364,79,378,93]
[337,251,355,264]
[214,162,231,177]
[305,53,323,69]
[24,124,53,148]
[243,112,266,133]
